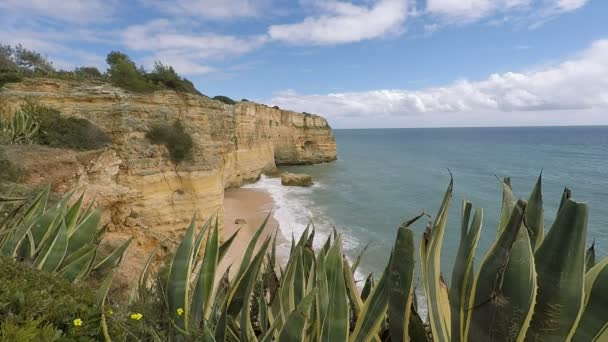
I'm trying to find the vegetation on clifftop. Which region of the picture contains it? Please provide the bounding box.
[0,43,201,95]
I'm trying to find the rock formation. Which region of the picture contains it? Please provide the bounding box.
[0,78,337,291]
[281,172,314,187]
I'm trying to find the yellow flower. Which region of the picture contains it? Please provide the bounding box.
[177,308,184,316]
[73,318,83,327]
[106,309,113,316]
[130,313,143,321]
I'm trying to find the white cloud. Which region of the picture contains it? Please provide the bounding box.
[143,0,270,19]
[268,40,608,126]
[122,19,268,75]
[426,0,588,24]
[268,0,409,45]
[0,0,115,23]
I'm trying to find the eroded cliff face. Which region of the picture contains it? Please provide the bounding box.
[0,78,336,291]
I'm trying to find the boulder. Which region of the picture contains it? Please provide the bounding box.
[281,172,313,187]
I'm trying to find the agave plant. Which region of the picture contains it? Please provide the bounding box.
[0,188,132,283]
[0,109,40,144]
[134,174,608,342]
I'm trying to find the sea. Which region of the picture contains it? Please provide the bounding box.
[244,126,608,290]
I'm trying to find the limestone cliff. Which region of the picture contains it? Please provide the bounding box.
[0,78,336,290]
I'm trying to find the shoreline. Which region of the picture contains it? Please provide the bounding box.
[220,186,282,276]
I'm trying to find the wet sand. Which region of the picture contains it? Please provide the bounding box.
[220,187,280,278]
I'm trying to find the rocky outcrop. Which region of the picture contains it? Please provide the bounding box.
[0,78,337,290]
[281,172,313,187]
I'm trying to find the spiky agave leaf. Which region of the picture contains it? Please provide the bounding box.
[449,201,482,342]
[191,217,220,327]
[66,208,102,254]
[526,198,588,341]
[572,258,608,341]
[420,177,453,342]
[586,240,596,273]
[166,216,198,332]
[278,290,316,342]
[465,199,533,341]
[526,173,544,250]
[320,235,349,342]
[350,263,389,342]
[35,220,69,272]
[386,215,420,342]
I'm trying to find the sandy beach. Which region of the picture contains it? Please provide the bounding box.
[220,186,280,277]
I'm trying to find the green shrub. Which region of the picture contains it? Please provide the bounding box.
[0,72,21,87]
[212,95,236,105]
[0,149,24,183]
[146,62,201,95]
[73,66,103,79]
[106,51,157,93]
[146,120,193,164]
[241,99,249,102]
[0,256,102,340]
[22,103,111,150]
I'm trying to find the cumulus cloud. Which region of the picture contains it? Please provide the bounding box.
[268,0,409,45]
[122,20,268,75]
[0,0,116,24]
[143,0,270,20]
[268,40,608,122]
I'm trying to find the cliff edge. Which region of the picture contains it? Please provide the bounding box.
[0,78,336,292]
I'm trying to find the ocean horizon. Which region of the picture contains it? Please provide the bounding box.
[246,126,608,283]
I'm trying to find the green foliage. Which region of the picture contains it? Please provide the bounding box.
[0,189,131,284]
[22,102,111,150]
[1,175,606,341]
[0,109,40,145]
[106,51,158,93]
[73,66,103,79]
[147,62,201,95]
[146,120,193,164]
[213,96,237,105]
[0,256,102,340]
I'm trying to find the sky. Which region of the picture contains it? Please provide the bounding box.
[0,0,607,128]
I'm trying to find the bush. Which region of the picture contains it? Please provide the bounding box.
[213,95,236,105]
[0,149,24,182]
[146,62,201,95]
[23,103,111,150]
[73,66,103,79]
[0,72,21,87]
[106,51,157,93]
[241,99,249,102]
[146,120,193,164]
[0,256,102,340]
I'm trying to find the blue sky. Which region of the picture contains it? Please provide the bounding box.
[1,0,607,128]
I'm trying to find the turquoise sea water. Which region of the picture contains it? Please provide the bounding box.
[246,126,608,282]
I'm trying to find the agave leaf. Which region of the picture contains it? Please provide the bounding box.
[527,198,588,341]
[344,256,362,317]
[586,240,596,273]
[450,202,483,342]
[96,269,115,307]
[30,206,63,252]
[235,212,270,279]
[361,274,374,302]
[18,187,49,227]
[420,178,453,342]
[64,192,85,233]
[219,227,240,261]
[138,241,162,302]
[465,199,532,341]
[58,244,97,282]
[278,290,316,342]
[572,258,608,341]
[234,238,271,342]
[35,220,68,272]
[387,219,417,342]
[167,217,197,331]
[66,208,102,254]
[350,264,389,342]
[526,173,544,250]
[497,177,516,234]
[558,187,572,212]
[320,235,349,342]
[191,217,220,327]
[352,241,371,276]
[93,236,133,271]
[0,213,37,257]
